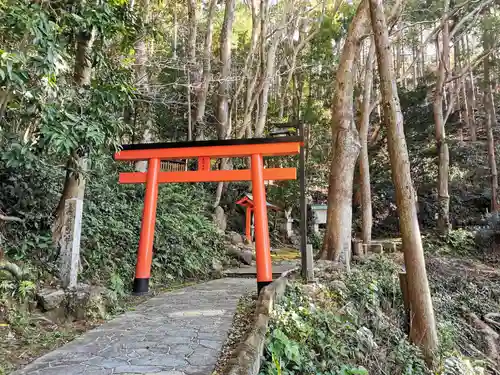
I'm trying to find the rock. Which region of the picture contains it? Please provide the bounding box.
[226,245,252,265]
[356,327,378,352]
[397,242,404,252]
[240,250,253,265]
[369,243,384,254]
[315,259,341,270]
[66,284,109,320]
[213,206,227,232]
[382,242,397,253]
[227,231,243,245]
[289,235,300,248]
[330,280,347,291]
[37,288,66,311]
[211,258,223,277]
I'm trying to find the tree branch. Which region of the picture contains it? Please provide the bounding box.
[0,214,24,223]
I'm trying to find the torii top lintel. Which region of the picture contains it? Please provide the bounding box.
[114,136,304,161]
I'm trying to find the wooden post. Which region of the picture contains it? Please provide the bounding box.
[306,244,315,282]
[353,239,363,257]
[245,207,252,242]
[399,271,411,334]
[59,198,84,289]
[299,122,309,280]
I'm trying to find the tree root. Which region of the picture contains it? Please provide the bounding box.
[0,261,23,280]
[0,212,24,223]
[467,312,500,367]
[484,313,500,331]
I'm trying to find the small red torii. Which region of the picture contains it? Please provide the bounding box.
[236,193,280,243]
[114,137,302,294]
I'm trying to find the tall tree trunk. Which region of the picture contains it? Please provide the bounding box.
[53,28,96,245]
[458,39,471,139]
[483,29,498,212]
[215,0,236,139]
[369,0,438,365]
[412,43,418,88]
[433,2,451,234]
[319,0,369,262]
[234,0,260,139]
[465,34,477,140]
[214,0,236,207]
[255,0,283,137]
[134,0,154,172]
[358,39,375,245]
[420,24,425,77]
[187,0,198,140]
[172,7,178,59]
[194,0,217,140]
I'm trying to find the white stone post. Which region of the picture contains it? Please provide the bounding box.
[305,244,315,283]
[313,223,319,234]
[59,198,83,289]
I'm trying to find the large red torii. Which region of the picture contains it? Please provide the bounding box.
[114,136,302,294]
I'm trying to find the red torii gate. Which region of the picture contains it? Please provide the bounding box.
[114,137,302,294]
[236,193,280,243]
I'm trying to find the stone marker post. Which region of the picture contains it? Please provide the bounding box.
[305,244,315,282]
[59,198,83,289]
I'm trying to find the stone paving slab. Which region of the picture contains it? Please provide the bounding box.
[223,261,297,278]
[13,278,254,375]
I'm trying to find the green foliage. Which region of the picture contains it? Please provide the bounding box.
[0,154,225,288]
[0,0,134,169]
[261,258,427,375]
[424,229,477,256]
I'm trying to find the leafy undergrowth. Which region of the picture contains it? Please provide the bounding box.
[427,255,500,373]
[261,254,499,375]
[0,306,97,375]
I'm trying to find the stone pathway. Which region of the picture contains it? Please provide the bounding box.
[13,278,254,375]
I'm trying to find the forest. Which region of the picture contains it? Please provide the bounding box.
[0,0,500,374]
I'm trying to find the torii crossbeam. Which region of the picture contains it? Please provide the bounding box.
[114,137,302,294]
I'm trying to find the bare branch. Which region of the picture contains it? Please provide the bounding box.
[0,214,24,223]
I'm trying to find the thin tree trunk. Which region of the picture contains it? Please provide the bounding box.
[433,2,451,234]
[234,0,261,138]
[194,0,217,140]
[133,0,154,171]
[53,28,95,245]
[214,0,236,207]
[319,0,369,262]
[459,38,471,138]
[215,0,236,139]
[466,34,477,139]
[187,0,198,140]
[358,39,375,245]
[483,30,498,212]
[255,13,283,136]
[369,0,438,365]
[420,24,425,77]
[172,8,178,59]
[412,43,418,88]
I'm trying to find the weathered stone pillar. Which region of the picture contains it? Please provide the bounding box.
[305,244,315,282]
[59,198,83,289]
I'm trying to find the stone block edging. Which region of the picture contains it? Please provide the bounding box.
[226,267,299,375]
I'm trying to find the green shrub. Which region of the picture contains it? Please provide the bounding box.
[0,154,224,289]
[261,258,426,375]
